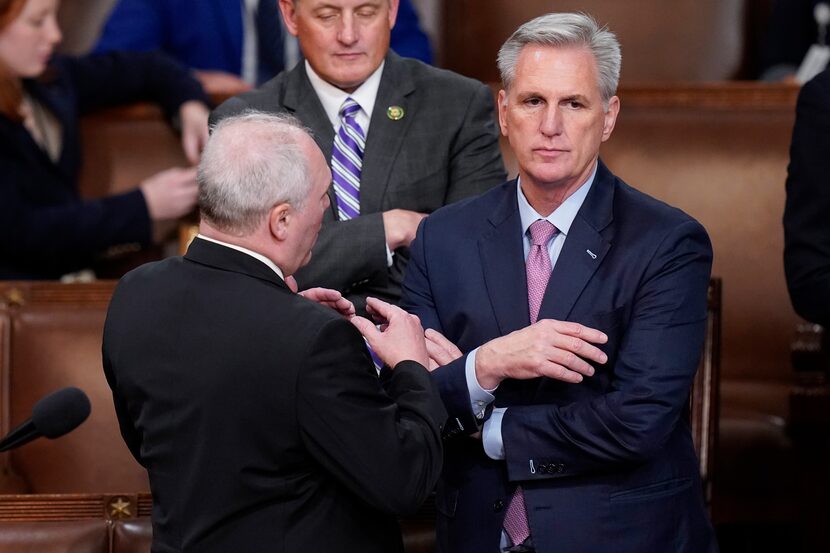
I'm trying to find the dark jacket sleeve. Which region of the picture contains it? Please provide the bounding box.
[66,51,207,118]
[784,68,830,325]
[296,317,445,514]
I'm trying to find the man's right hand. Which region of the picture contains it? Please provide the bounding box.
[140,167,199,221]
[350,297,430,368]
[382,209,427,250]
[475,319,609,390]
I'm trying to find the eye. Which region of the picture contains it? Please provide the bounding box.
[356,7,378,18]
[523,97,543,107]
[564,100,584,109]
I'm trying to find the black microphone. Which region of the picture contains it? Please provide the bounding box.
[0,387,91,452]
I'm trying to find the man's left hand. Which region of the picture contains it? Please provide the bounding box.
[179,100,210,165]
[424,328,462,370]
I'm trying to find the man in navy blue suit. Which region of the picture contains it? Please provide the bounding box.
[401,12,718,553]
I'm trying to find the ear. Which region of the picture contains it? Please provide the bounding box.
[278,0,300,37]
[497,89,509,137]
[601,95,620,142]
[387,0,400,29]
[269,203,293,241]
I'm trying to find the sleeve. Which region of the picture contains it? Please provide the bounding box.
[66,51,208,118]
[501,220,713,482]
[784,70,830,325]
[93,0,164,55]
[295,317,446,514]
[0,156,151,273]
[293,212,389,295]
[400,218,482,438]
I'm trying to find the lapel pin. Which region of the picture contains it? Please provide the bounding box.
[586,249,597,260]
[386,105,405,121]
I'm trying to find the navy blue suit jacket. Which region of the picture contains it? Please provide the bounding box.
[401,161,718,553]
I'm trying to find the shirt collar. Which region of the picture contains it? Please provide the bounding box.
[196,234,285,280]
[517,162,597,237]
[304,59,385,130]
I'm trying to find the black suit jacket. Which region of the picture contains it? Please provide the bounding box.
[0,52,206,279]
[211,52,506,309]
[103,238,447,552]
[784,67,830,325]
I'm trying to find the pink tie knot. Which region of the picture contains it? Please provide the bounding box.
[528,219,558,246]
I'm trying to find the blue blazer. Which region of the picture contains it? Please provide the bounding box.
[401,161,718,553]
[0,52,205,279]
[94,0,433,78]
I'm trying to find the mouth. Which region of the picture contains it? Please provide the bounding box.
[334,52,364,61]
[533,148,569,158]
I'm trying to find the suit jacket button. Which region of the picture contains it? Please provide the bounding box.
[493,499,504,512]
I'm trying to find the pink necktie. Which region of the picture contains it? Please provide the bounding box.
[503,219,558,547]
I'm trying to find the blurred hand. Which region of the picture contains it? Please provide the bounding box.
[475,319,609,390]
[424,328,462,371]
[299,287,356,318]
[140,167,198,221]
[179,100,210,165]
[382,209,427,250]
[193,69,252,98]
[350,297,429,368]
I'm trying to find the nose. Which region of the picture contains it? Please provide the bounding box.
[539,105,563,137]
[46,15,62,46]
[337,11,358,45]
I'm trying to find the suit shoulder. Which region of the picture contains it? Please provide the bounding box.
[210,73,290,124]
[400,57,490,96]
[422,181,515,230]
[612,175,708,238]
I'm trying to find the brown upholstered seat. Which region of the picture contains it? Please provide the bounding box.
[0,519,108,553]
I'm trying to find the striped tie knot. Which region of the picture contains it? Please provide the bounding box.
[340,98,361,119]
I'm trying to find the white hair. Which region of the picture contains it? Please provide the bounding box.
[198,111,314,236]
[497,12,621,106]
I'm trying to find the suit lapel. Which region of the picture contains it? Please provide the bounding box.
[360,53,415,212]
[478,181,529,336]
[538,161,616,321]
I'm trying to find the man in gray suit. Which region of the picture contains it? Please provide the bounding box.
[211,0,506,311]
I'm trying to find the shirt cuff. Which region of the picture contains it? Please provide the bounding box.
[385,243,394,267]
[465,347,495,418]
[483,407,506,460]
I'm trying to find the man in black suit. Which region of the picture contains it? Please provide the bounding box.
[211,0,506,311]
[784,66,830,325]
[103,111,446,552]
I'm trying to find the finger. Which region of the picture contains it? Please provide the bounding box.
[334,297,356,317]
[552,334,608,366]
[548,320,608,344]
[538,362,584,384]
[285,276,299,293]
[365,297,398,324]
[425,328,462,357]
[182,132,200,166]
[300,287,341,302]
[350,316,381,340]
[546,347,596,377]
[426,339,455,367]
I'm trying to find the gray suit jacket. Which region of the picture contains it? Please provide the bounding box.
[211,52,506,309]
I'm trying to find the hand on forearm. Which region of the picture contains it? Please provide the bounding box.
[475,319,608,389]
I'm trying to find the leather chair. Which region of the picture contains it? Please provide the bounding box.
[0,520,108,553]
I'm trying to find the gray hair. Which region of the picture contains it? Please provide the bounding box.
[497,12,621,106]
[198,111,314,236]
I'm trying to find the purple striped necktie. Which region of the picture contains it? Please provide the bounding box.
[332,97,365,221]
[503,219,559,547]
